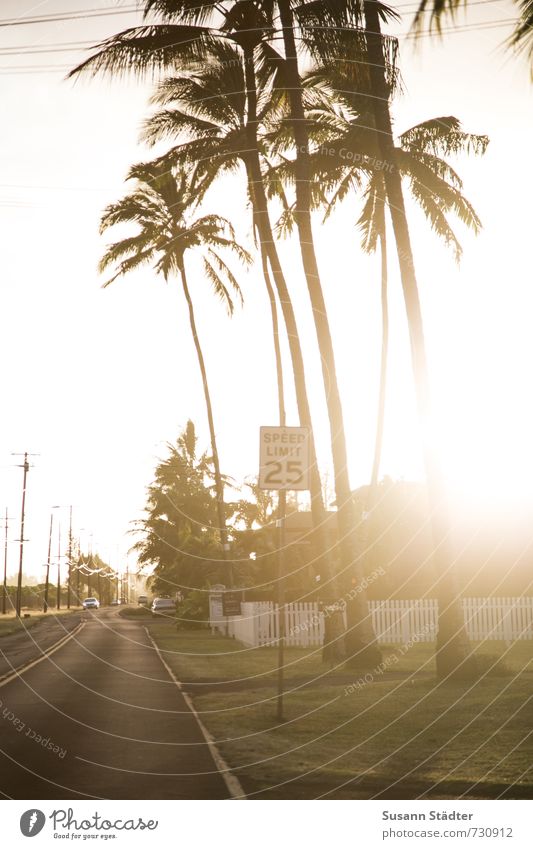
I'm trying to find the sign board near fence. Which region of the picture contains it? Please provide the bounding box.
[222,591,243,617]
[259,426,310,491]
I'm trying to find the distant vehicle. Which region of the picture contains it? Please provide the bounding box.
[82,598,99,610]
[137,595,148,606]
[151,597,176,618]
[110,599,120,606]
[120,597,127,605]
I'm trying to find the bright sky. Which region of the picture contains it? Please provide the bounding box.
[0,0,532,581]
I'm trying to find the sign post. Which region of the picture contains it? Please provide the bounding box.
[259,427,310,722]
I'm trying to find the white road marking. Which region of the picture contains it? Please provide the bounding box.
[145,627,246,800]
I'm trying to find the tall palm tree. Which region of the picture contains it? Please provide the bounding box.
[141,49,348,619]
[357,0,475,677]
[69,0,381,666]
[99,161,251,572]
[358,117,487,503]
[263,33,487,671]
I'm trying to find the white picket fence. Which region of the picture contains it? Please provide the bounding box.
[209,595,533,648]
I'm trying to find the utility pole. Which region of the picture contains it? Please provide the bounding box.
[87,533,92,597]
[43,513,53,613]
[76,539,81,605]
[125,562,129,603]
[13,452,37,618]
[56,523,61,610]
[2,509,13,615]
[67,506,72,609]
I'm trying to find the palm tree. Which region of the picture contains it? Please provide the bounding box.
[99,161,251,573]
[358,0,476,677]
[359,117,487,501]
[69,0,381,667]
[263,30,488,671]
[141,49,349,637]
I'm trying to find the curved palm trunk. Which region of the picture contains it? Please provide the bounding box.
[363,0,472,679]
[259,237,287,428]
[179,260,230,581]
[243,46,345,659]
[362,228,389,578]
[370,229,389,498]
[275,1,380,667]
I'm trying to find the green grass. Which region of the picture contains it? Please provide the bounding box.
[0,608,80,638]
[148,623,533,799]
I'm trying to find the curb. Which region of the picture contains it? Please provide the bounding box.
[145,626,246,800]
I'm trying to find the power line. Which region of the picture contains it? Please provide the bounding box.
[0,20,516,73]
[0,0,509,30]
[0,42,95,56]
[0,5,140,28]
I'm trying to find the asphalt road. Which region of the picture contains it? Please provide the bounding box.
[0,609,230,799]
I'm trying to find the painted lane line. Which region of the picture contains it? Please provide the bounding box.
[144,627,246,800]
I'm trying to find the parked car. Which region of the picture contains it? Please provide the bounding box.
[82,597,100,610]
[137,595,148,606]
[151,597,176,618]
[110,599,120,606]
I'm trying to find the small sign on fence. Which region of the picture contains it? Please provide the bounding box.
[222,591,243,617]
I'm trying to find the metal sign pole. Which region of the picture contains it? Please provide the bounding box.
[276,489,287,723]
[258,426,310,723]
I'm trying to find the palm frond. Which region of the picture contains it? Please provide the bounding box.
[508,0,533,71]
[202,257,237,315]
[100,245,158,287]
[142,108,220,146]
[206,248,245,307]
[68,25,216,80]
[399,117,489,157]
[409,182,463,260]
[411,0,461,35]
[357,178,385,253]
[144,0,218,26]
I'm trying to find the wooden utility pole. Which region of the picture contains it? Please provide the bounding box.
[67,506,73,609]
[56,523,61,610]
[13,453,34,618]
[2,509,13,615]
[43,513,53,613]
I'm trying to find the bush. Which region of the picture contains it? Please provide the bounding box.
[176,590,209,630]
[118,606,151,619]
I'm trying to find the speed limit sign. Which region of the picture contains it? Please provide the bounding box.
[259,426,310,491]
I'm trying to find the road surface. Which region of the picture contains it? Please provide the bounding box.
[0,609,230,799]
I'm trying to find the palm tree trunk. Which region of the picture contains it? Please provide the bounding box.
[370,228,389,497]
[275,2,380,667]
[363,0,472,679]
[242,46,345,660]
[179,260,231,581]
[259,228,287,428]
[362,227,389,578]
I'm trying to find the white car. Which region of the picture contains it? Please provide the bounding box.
[82,597,100,610]
[151,597,176,618]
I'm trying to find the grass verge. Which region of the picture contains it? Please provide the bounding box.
[147,623,533,799]
[0,609,81,638]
